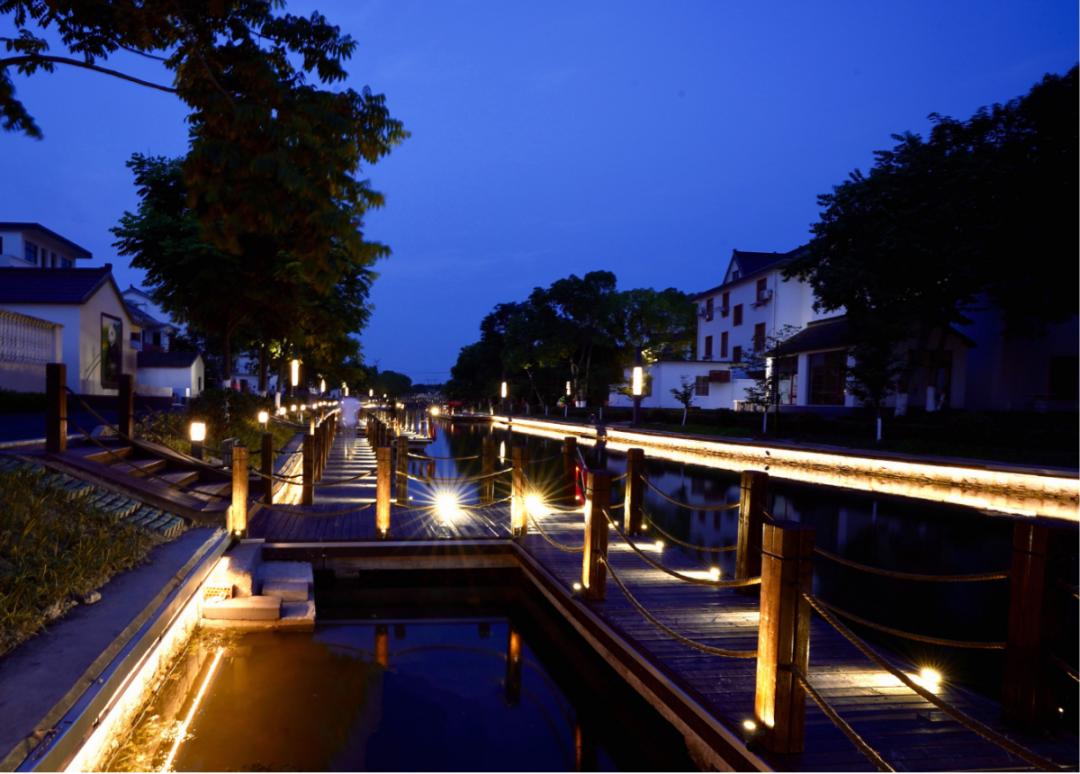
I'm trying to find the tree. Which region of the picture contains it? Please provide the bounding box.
[786,67,1077,414]
[670,378,696,426]
[742,325,800,433]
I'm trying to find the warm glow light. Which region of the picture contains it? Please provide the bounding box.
[565,380,572,396]
[525,492,546,518]
[290,403,297,413]
[498,440,506,463]
[434,491,462,524]
[631,366,644,397]
[915,667,942,692]
[342,382,349,397]
[369,388,374,398]
[709,566,721,582]
[654,539,664,551]
[430,406,441,416]
[500,381,508,399]
[742,719,757,732]
[572,582,582,592]
[319,378,326,394]
[160,647,225,772]
[188,421,206,443]
[257,410,269,426]
[289,359,300,387]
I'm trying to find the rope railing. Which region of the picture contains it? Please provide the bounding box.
[802,593,1061,772]
[641,511,737,554]
[407,452,480,462]
[810,596,1006,650]
[602,509,761,588]
[405,468,509,485]
[1050,654,1079,684]
[600,558,757,658]
[527,511,585,553]
[261,501,375,517]
[813,547,1010,583]
[639,474,741,512]
[790,665,895,772]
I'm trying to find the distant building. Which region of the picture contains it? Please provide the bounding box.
[0,264,140,395]
[122,285,178,353]
[0,222,92,269]
[136,350,205,400]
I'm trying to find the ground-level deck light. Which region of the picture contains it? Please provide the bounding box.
[434,490,462,524]
[915,666,943,692]
[257,410,269,428]
[189,421,206,460]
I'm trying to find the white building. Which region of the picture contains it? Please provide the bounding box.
[0,222,91,269]
[136,350,205,400]
[122,285,178,353]
[0,264,140,395]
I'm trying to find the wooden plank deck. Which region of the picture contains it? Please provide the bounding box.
[246,431,1079,772]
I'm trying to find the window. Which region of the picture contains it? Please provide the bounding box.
[808,351,847,405]
[694,376,709,396]
[756,277,767,297]
[50,251,57,268]
[733,304,743,326]
[720,331,728,359]
[0,236,4,253]
[703,335,713,360]
[753,322,766,351]
[732,345,742,363]
[60,257,72,268]
[704,297,714,321]
[721,291,730,316]
[24,241,38,265]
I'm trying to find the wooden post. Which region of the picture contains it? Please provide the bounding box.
[302,433,314,505]
[396,435,409,506]
[229,444,249,537]
[45,362,67,454]
[118,373,135,440]
[581,470,611,600]
[1002,521,1051,726]
[736,470,769,581]
[481,436,496,505]
[754,520,814,754]
[375,623,390,668]
[261,432,274,505]
[504,625,522,706]
[376,446,391,536]
[562,436,578,503]
[511,446,529,536]
[624,447,644,535]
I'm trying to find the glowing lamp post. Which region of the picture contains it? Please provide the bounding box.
[189,420,207,460]
[500,380,508,415]
[319,377,326,395]
[631,364,644,426]
[257,410,269,428]
[289,359,300,396]
[369,387,374,399]
[565,380,571,418]
[342,382,349,397]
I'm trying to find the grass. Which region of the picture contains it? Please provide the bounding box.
[0,468,159,657]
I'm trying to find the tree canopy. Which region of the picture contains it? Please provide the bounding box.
[785,66,1078,407]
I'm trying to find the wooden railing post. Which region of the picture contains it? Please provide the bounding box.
[736,470,769,581]
[504,625,523,706]
[376,446,391,536]
[1003,521,1051,726]
[511,446,529,536]
[396,435,409,506]
[261,432,274,505]
[754,520,814,754]
[45,362,67,454]
[118,373,135,439]
[581,470,611,600]
[562,436,578,503]
[624,447,645,535]
[481,436,496,506]
[229,444,249,537]
[302,432,314,505]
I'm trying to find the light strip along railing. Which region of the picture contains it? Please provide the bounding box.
[802,592,1063,771]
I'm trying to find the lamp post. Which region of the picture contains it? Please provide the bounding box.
[290,358,300,398]
[189,420,206,460]
[500,380,508,416]
[565,380,571,418]
[631,363,644,427]
[257,410,269,429]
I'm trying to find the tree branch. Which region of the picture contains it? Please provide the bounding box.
[0,55,176,93]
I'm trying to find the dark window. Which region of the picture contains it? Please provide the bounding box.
[50,251,57,268]
[721,291,730,316]
[753,322,766,351]
[703,335,713,360]
[1048,356,1079,401]
[152,331,162,346]
[24,241,38,265]
[61,257,72,268]
[694,376,709,396]
[0,236,4,253]
[705,297,713,321]
[756,277,767,296]
[733,304,743,326]
[720,331,728,359]
[809,350,847,405]
[732,345,742,363]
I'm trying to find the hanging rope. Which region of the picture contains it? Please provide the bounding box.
[261,501,374,517]
[407,452,480,461]
[810,596,1006,650]
[313,469,377,487]
[802,593,1061,771]
[603,509,761,588]
[813,547,1010,583]
[527,512,585,553]
[601,558,757,658]
[641,511,737,553]
[406,468,509,485]
[790,665,895,772]
[640,475,741,512]
[1050,654,1079,683]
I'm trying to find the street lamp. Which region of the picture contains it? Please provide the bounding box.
[289,359,300,396]
[319,377,326,394]
[565,380,571,418]
[257,410,269,428]
[631,365,644,426]
[501,380,508,415]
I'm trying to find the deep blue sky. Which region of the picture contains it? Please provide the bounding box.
[0,2,1075,383]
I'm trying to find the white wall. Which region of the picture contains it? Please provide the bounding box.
[136,359,204,398]
[607,361,753,410]
[0,229,81,268]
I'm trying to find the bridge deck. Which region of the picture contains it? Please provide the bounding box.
[247,432,1077,772]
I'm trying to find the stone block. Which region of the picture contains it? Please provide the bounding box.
[202,595,280,621]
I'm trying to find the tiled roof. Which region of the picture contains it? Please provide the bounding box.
[0,222,93,258]
[692,245,808,300]
[779,316,851,355]
[0,266,113,304]
[124,300,173,329]
[137,350,201,369]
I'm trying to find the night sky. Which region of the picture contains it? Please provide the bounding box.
[0,1,1075,383]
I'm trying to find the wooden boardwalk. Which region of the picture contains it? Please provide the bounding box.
[247,431,1078,772]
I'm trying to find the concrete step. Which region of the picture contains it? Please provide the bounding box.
[110,458,167,477]
[202,595,281,621]
[214,541,262,597]
[260,560,314,587]
[262,579,309,602]
[159,469,199,487]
